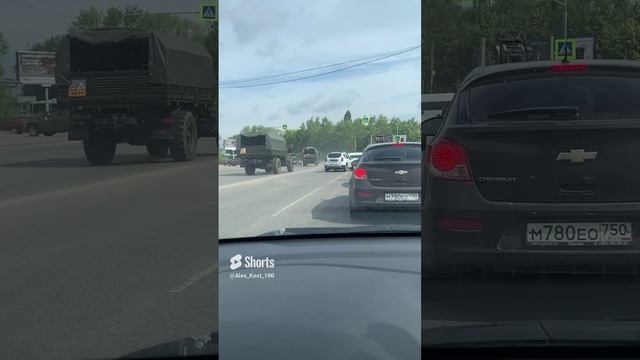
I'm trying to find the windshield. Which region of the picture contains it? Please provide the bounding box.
[0,1,218,359]
[467,76,640,121]
[424,0,640,351]
[362,144,420,162]
[219,0,420,240]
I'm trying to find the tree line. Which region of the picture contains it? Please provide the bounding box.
[424,0,640,92]
[232,110,420,155]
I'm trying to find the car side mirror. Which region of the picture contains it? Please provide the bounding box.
[422,114,444,137]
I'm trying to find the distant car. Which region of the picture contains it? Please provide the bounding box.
[4,117,26,134]
[348,152,362,169]
[349,142,421,217]
[325,152,351,172]
[24,109,69,137]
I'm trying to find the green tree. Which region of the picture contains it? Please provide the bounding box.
[0,31,16,123]
[69,6,104,31]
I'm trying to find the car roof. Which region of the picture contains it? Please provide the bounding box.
[461,59,640,90]
[363,142,420,151]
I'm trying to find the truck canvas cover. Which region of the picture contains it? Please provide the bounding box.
[239,133,288,157]
[56,28,214,90]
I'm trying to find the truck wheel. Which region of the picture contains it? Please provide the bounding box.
[287,161,294,172]
[169,111,198,161]
[83,132,116,165]
[245,166,255,175]
[26,126,39,137]
[146,140,170,157]
[272,158,281,174]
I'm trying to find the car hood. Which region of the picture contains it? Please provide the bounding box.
[423,319,640,348]
[219,236,420,359]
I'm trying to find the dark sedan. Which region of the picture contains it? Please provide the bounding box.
[349,142,421,217]
[24,109,69,137]
[423,60,640,275]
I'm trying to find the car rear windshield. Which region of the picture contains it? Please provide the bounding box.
[465,75,640,122]
[362,144,420,162]
[328,153,342,158]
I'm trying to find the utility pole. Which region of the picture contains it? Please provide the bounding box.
[429,40,435,93]
[554,0,569,62]
[480,37,486,66]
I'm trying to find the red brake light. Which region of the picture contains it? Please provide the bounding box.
[427,138,471,181]
[353,167,368,180]
[549,64,588,73]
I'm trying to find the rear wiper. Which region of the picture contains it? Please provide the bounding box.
[487,106,579,119]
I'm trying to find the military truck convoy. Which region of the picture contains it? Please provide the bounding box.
[55,28,217,165]
[301,146,320,166]
[238,133,294,175]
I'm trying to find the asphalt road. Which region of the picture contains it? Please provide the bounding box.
[0,132,218,360]
[218,162,420,239]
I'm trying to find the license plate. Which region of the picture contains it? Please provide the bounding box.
[68,80,86,97]
[384,193,419,202]
[526,222,632,246]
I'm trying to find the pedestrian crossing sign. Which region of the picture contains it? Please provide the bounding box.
[201,2,217,22]
[554,38,577,60]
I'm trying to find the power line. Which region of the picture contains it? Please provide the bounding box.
[220,45,420,89]
[2,0,74,18]
[220,45,420,85]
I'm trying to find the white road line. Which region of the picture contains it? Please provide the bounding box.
[329,173,349,184]
[219,166,318,190]
[273,187,324,217]
[0,161,213,209]
[170,264,217,293]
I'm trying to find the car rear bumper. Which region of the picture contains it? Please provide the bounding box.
[351,182,420,210]
[326,163,346,168]
[424,179,640,273]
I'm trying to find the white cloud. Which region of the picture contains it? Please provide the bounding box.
[219,0,420,139]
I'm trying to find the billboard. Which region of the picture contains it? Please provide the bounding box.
[224,138,237,150]
[16,51,56,85]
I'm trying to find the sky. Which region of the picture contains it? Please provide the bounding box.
[219,0,421,139]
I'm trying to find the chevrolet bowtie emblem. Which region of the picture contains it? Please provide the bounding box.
[394,170,408,175]
[556,149,598,163]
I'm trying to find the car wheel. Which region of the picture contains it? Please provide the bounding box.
[26,126,39,137]
[245,166,256,175]
[83,131,117,165]
[349,202,365,219]
[272,158,281,174]
[43,132,55,136]
[325,167,329,172]
[169,111,198,161]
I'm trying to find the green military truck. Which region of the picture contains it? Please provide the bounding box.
[238,133,294,175]
[301,146,321,166]
[55,28,217,165]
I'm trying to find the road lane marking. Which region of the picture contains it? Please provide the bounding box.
[273,186,324,216]
[170,264,217,293]
[0,161,214,209]
[219,166,318,190]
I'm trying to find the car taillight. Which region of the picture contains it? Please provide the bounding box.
[353,167,368,180]
[427,138,471,181]
[549,63,588,73]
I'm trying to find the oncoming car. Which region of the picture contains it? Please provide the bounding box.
[349,142,420,217]
[348,152,362,169]
[422,60,640,275]
[325,151,351,172]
